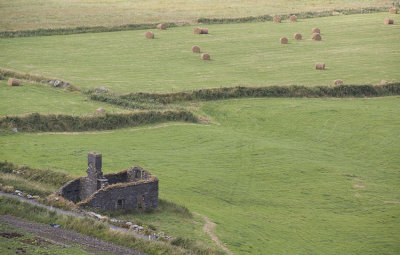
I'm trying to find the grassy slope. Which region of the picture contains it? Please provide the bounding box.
[1,13,399,93]
[1,97,399,254]
[0,0,391,31]
[0,80,128,116]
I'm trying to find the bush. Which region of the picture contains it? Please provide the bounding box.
[0,111,198,132]
[198,7,388,24]
[0,23,177,38]
[121,83,400,104]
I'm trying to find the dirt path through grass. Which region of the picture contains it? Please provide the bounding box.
[0,215,147,255]
[194,212,233,255]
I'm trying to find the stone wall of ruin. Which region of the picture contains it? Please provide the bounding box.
[78,180,159,211]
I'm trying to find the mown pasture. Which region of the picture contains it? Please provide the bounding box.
[1,97,399,254]
[0,0,391,31]
[0,80,128,116]
[0,13,399,93]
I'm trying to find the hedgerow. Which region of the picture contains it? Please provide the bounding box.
[121,83,400,104]
[0,111,197,132]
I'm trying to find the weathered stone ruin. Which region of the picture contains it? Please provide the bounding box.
[58,152,158,211]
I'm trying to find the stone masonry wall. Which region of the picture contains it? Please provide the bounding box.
[58,178,82,203]
[104,171,128,185]
[79,180,158,211]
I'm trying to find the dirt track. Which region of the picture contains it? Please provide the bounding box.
[193,212,233,255]
[0,215,147,255]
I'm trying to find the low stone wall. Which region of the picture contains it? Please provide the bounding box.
[78,180,158,211]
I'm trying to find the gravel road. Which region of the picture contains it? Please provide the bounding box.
[0,214,147,255]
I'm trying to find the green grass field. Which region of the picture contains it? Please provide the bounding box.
[1,2,400,254]
[1,13,399,93]
[0,0,391,31]
[1,97,399,254]
[0,80,128,116]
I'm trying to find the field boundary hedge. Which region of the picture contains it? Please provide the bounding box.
[198,7,389,24]
[0,67,80,91]
[121,83,400,104]
[0,111,197,132]
[0,23,178,38]
[87,92,168,110]
[0,7,388,38]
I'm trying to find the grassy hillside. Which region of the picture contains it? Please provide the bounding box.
[1,13,398,93]
[0,80,127,116]
[1,97,399,254]
[0,0,391,31]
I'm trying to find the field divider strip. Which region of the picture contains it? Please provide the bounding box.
[0,7,389,38]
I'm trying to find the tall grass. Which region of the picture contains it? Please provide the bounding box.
[0,161,72,187]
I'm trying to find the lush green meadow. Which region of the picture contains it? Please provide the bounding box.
[1,97,399,254]
[0,80,127,116]
[1,13,399,93]
[0,0,391,31]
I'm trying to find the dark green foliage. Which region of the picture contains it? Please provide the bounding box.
[171,237,195,249]
[0,23,178,38]
[87,91,167,110]
[0,111,197,132]
[198,7,388,24]
[121,83,400,104]
[0,161,72,187]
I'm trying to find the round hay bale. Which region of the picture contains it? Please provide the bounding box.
[290,15,297,22]
[280,37,288,44]
[156,23,167,30]
[0,73,2,80]
[315,62,325,70]
[145,31,154,39]
[201,53,210,60]
[194,28,208,34]
[334,79,343,85]
[192,45,201,53]
[273,16,281,23]
[380,79,388,85]
[293,33,302,40]
[312,28,320,34]
[384,18,394,25]
[94,108,106,114]
[194,27,202,34]
[8,78,20,86]
[311,33,322,41]
[389,8,397,14]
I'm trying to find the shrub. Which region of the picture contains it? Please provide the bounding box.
[121,83,400,104]
[0,111,198,132]
[0,23,178,38]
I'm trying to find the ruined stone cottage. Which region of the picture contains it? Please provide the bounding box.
[58,152,158,211]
